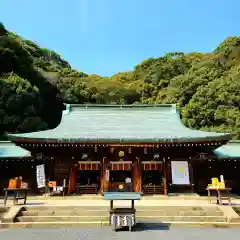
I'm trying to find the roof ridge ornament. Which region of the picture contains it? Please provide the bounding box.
[170,104,177,113]
[63,104,71,115]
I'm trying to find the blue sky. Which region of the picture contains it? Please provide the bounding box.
[1,0,239,76]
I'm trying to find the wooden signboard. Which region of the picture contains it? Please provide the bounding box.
[48,181,57,187]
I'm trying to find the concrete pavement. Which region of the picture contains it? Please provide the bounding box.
[1,227,240,239]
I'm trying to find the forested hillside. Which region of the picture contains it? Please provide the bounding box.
[0,23,239,139]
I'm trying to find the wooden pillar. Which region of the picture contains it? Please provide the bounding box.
[189,159,195,193]
[132,157,142,192]
[163,157,168,195]
[132,158,136,192]
[100,157,109,194]
[100,158,105,194]
[68,164,77,194]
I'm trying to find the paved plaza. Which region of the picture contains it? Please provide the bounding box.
[1,227,240,240]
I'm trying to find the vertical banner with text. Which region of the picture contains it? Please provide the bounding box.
[105,169,110,182]
[36,164,46,188]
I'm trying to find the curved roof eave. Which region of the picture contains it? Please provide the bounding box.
[7,134,232,144]
[214,141,240,158]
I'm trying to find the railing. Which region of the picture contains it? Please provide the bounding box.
[76,184,99,194]
[143,184,164,195]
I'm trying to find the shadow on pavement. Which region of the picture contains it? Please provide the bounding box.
[114,222,170,232]
[135,222,170,231]
[228,203,240,206]
[0,202,45,206]
[25,202,45,206]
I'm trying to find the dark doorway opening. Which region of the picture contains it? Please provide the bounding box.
[77,170,100,185]
[143,170,163,185]
[109,170,132,192]
[142,170,164,195]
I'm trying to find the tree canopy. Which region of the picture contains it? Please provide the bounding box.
[0,23,239,140]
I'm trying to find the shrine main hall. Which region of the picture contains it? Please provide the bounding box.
[2,104,240,195]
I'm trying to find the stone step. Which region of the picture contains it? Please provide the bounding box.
[136,211,223,216]
[17,215,109,223]
[16,215,227,223]
[3,221,240,229]
[24,206,221,212]
[24,206,108,211]
[0,222,106,229]
[233,207,240,215]
[0,207,8,214]
[0,207,8,223]
[21,209,223,217]
[230,218,240,223]
[21,210,109,217]
[24,206,220,211]
[138,216,227,222]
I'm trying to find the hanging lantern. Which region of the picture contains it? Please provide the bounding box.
[110,148,114,153]
[94,145,98,152]
[144,148,147,154]
[36,153,43,160]
[128,147,132,154]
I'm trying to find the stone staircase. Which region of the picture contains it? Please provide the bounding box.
[233,207,240,215]
[0,207,8,222]
[136,206,226,222]
[232,206,240,221]
[17,206,109,224]
[10,205,227,227]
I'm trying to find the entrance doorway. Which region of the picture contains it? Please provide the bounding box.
[109,161,132,192]
[142,161,164,194]
[77,170,100,185]
[76,162,101,194]
[109,170,132,192]
[143,170,163,185]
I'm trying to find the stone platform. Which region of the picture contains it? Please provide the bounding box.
[1,196,240,228]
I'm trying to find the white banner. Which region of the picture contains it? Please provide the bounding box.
[36,164,46,188]
[171,161,190,185]
[105,169,110,182]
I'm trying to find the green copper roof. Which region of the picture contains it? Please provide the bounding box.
[7,104,232,143]
[0,141,31,158]
[214,141,240,158]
